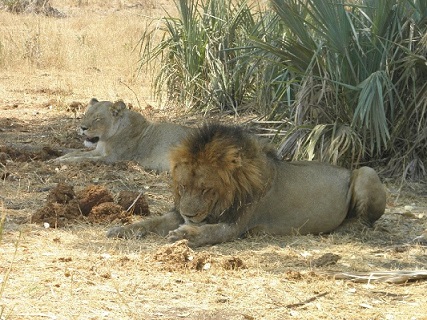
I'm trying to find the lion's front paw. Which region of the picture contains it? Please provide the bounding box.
[167,225,200,245]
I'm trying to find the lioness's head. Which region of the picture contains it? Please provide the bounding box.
[79,98,127,146]
[170,124,274,224]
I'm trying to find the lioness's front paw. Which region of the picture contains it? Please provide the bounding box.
[49,157,61,164]
[51,155,74,164]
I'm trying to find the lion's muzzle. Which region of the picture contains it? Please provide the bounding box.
[179,201,209,224]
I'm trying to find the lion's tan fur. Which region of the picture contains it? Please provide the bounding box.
[55,98,192,172]
[107,124,386,247]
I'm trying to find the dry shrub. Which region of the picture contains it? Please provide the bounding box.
[0,5,146,84]
[0,1,160,108]
[1,0,63,17]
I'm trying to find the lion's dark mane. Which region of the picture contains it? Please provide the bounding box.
[186,123,279,161]
[170,123,279,224]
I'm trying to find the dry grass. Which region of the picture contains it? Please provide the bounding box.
[0,0,173,109]
[0,1,427,320]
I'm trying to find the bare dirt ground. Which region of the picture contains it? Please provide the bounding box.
[1,1,427,320]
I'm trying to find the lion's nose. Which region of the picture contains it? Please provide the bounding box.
[80,126,88,131]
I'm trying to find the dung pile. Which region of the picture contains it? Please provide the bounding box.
[31,183,150,227]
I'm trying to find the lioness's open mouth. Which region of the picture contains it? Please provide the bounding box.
[85,136,99,144]
[83,136,100,148]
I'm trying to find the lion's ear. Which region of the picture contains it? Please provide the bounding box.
[110,100,127,117]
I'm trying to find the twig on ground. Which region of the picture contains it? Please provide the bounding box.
[126,192,144,212]
[285,292,329,308]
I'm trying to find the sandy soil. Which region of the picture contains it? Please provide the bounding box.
[1,88,427,320]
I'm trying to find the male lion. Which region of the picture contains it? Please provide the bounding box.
[55,98,192,172]
[107,124,386,247]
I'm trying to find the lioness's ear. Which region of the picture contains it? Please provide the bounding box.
[110,100,127,117]
[88,98,98,106]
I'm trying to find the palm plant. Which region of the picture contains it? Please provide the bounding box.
[257,0,427,179]
[139,0,426,179]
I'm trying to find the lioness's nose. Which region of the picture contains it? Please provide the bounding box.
[81,126,88,131]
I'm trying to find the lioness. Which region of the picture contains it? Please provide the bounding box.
[55,98,192,172]
[107,124,386,247]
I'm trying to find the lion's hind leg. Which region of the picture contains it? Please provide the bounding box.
[348,166,386,226]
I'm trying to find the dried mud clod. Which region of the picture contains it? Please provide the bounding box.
[153,240,245,272]
[88,202,132,224]
[222,257,246,270]
[31,199,81,228]
[0,145,61,162]
[116,191,150,216]
[154,240,194,266]
[46,182,75,204]
[311,253,342,268]
[76,185,114,215]
[154,240,212,272]
[32,183,80,227]
[31,183,150,227]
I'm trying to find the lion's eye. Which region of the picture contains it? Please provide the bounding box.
[178,184,185,194]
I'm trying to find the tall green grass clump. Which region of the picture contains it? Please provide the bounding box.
[259,0,427,179]
[139,0,269,112]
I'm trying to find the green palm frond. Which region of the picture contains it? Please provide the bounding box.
[266,0,426,178]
